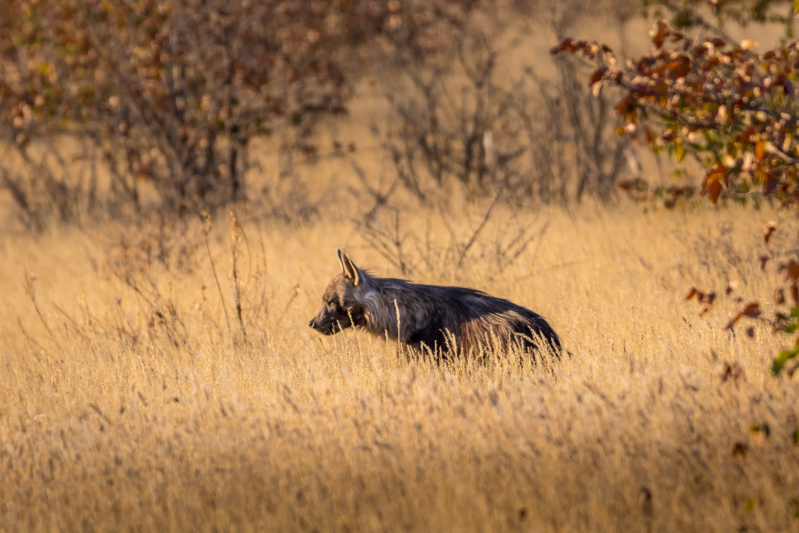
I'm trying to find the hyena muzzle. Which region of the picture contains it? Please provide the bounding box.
[309,249,562,361]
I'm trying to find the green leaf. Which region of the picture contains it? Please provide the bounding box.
[773,345,799,374]
[675,139,685,162]
[793,427,799,445]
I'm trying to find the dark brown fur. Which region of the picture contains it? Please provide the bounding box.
[309,250,562,361]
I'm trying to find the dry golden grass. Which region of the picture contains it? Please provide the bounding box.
[1,201,798,532]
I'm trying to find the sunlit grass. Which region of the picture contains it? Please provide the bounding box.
[1,203,798,532]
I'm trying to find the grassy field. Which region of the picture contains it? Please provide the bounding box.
[1,201,798,532]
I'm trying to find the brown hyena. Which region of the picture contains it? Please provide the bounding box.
[308,250,562,361]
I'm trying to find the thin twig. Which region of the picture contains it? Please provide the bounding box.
[456,187,503,268]
[24,269,54,339]
[201,212,232,337]
[229,211,248,342]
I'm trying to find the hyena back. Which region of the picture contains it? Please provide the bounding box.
[308,250,561,360]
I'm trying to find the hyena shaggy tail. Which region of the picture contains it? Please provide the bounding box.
[309,249,563,361]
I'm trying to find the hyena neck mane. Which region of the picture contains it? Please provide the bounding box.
[357,272,410,339]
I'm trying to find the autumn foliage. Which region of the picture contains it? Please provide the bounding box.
[552,1,799,375]
[0,0,437,216]
[552,22,799,207]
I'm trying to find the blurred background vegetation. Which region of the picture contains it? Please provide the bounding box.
[2,0,796,230]
[0,0,672,232]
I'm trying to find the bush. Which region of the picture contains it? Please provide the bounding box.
[0,0,392,224]
[381,1,633,206]
[552,0,799,374]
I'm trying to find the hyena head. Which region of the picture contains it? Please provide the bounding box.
[308,249,370,335]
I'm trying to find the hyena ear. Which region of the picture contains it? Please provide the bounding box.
[337,249,361,286]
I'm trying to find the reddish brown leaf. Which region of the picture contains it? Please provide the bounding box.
[783,78,794,97]
[668,56,691,79]
[784,259,799,281]
[726,313,742,330]
[686,287,699,301]
[792,283,799,305]
[745,326,755,338]
[616,97,632,116]
[589,68,607,89]
[721,362,745,383]
[662,130,678,142]
[550,38,574,55]
[775,288,786,305]
[763,221,777,244]
[764,176,778,195]
[741,302,761,318]
[703,165,727,204]
[703,57,720,71]
[707,179,722,203]
[725,302,758,330]
[732,442,747,457]
[650,20,669,50]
